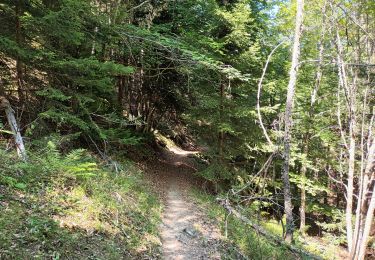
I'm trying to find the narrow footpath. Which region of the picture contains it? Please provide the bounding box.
[145,146,222,260]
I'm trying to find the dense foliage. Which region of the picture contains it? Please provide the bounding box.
[0,0,374,259]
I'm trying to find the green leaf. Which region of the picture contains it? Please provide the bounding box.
[0,129,14,135]
[14,183,27,190]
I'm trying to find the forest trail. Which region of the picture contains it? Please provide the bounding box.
[145,145,222,259]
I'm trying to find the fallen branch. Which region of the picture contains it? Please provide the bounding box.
[217,198,322,260]
[87,135,122,173]
[232,152,275,195]
[0,96,27,161]
[128,0,150,12]
[257,41,285,148]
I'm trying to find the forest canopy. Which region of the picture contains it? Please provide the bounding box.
[0,0,374,259]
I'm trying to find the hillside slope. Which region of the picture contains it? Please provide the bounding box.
[0,145,162,259]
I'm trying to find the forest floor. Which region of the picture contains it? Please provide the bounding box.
[141,140,350,260]
[0,137,349,259]
[144,145,224,259]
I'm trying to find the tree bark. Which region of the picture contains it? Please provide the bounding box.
[15,1,25,104]
[354,137,375,260]
[282,0,304,244]
[118,76,126,107]
[0,97,27,161]
[299,152,307,234]
[218,80,225,162]
[336,28,356,251]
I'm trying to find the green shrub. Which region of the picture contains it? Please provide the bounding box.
[0,139,162,259]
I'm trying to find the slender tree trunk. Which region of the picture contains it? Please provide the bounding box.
[346,90,357,251]
[15,2,25,104]
[129,71,136,121]
[282,0,304,244]
[91,26,98,55]
[351,89,367,260]
[218,80,225,162]
[117,76,124,107]
[335,27,356,251]
[351,67,374,259]
[144,106,156,133]
[354,138,375,260]
[299,150,307,234]
[350,12,371,255]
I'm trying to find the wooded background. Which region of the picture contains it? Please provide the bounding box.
[0,0,374,259]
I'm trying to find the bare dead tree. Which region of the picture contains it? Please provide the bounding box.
[329,0,375,257]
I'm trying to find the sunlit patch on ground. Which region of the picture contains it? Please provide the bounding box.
[0,148,162,259]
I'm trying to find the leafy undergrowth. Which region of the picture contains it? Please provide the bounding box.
[190,189,335,260]
[0,141,162,259]
[190,189,302,259]
[260,218,347,259]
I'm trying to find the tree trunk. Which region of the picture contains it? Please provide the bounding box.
[335,27,356,251]
[299,160,307,234]
[218,80,225,162]
[353,137,375,260]
[91,26,98,55]
[282,0,304,244]
[15,2,25,104]
[0,97,27,161]
[117,76,124,107]
[346,110,356,251]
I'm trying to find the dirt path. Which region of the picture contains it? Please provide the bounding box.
[145,146,222,260]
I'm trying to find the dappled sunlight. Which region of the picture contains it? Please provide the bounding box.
[155,132,199,157]
[0,0,372,258]
[168,146,199,156]
[52,187,119,236]
[136,233,162,254]
[0,147,162,259]
[161,178,223,259]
